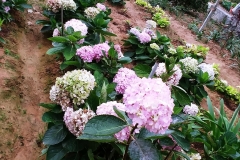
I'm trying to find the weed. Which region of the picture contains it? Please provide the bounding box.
[4,49,19,59]
[6,140,11,146]
[0,112,6,121]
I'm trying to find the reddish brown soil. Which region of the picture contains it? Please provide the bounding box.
[0,0,239,159]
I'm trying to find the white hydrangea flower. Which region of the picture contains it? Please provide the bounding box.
[183,103,199,116]
[155,63,182,86]
[190,153,201,160]
[168,47,177,54]
[180,57,199,74]
[146,20,157,29]
[220,79,228,86]
[53,69,95,108]
[47,0,77,13]
[84,7,100,19]
[150,43,160,51]
[64,108,95,137]
[198,63,215,80]
[64,19,88,36]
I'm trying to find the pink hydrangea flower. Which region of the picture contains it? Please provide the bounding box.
[96,3,106,11]
[137,32,151,44]
[4,6,10,13]
[155,63,182,86]
[129,28,140,36]
[76,46,95,62]
[183,103,199,116]
[64,108,95,137]
[92,42,110,61]
[52,28,60,37]
[96,101,131,142]
[114,44,124,59]
[123,78,174,134]
[2,0,6,3]
[64,19,88,36]
[113,68,138,94]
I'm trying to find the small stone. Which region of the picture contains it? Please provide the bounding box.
[27,9,33,13]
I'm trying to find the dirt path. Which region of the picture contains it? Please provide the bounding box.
[0,1,60,159]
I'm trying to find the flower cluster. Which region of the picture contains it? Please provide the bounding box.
[76,42,110,62]
[114,44,124,59]
[168,47,177,54]
[47,0,77,13]
[181,152,202,160]
[49,69,95,111]
[64,108,95,137]
[64,19,88,36]
[52,19,88,40]
[96,101,131,142]
[183,103,199,116]
[146,20,157,29]
[150,43,160,51]
[180,57,199,74]
[123,78,174,134]
[155,63,182,86]
[198,63,215,80]
[113,68,138,94]
[129,27,153,44]
[84,7,100,19]
[96,3,106,11]
[49,85,72,111]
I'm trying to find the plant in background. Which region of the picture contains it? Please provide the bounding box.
[0,0,31,23]
[207,29,221,42]
[107,0,125,5]
[188,97,240,159]
[152,6,170,28]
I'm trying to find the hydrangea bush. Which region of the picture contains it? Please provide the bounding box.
[39,1,240,160]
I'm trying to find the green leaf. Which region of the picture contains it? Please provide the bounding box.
[46,47,65,55]
[43,124,68,145]
[78,134,115,142]
[228,104,240,131]
[136,47,145,55]
[171,114,188,125]
[62,138,84,152]
[171,86,191,106]
[83,115,128,136]
[46,144,68,160]
[60,61,81,70]
[118,57,132,64]
[207,96,215,120]
[63,45,76,60]
[113,106,131,124]
[19,4,32,9]
[42,112,62,123]
[100,82,107,103]
[48,36,69,43]
[87,149,95,160]
[138,128,174,140]
[0,37,6,44]
[128,139,159,160]
[85,63,103,72]
[124,51,135,57]
[171,133,190,151]
[133,64,151,77]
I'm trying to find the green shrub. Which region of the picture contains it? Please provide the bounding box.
[169,0,208,11]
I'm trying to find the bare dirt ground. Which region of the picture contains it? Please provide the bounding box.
[0,0,239,159]
[0,0,60,159]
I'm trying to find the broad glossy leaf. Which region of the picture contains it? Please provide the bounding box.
[83,115,128,136]
[128,139,159,160]
[133,64,151,77]
[46,47,65,55]
[138,128,174,139]
[63,45,76,60]
[46,144,68,160]
[172,86,191,106]
[42,112,62,123]
[43,124,68,145]
[78,134,115,142]
[171,133,190,151]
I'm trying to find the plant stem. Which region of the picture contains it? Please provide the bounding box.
[164,144,177,160]
[149,62,159,78]
[122,123,138,160]
[61,6,64,35]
